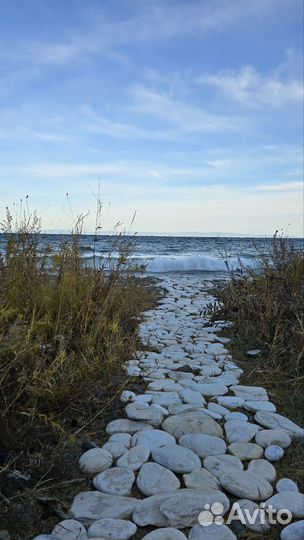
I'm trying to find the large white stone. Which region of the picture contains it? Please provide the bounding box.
[79,448,113,475]
[52,520,87,540]
[189,523,236,540]
[125,402,165,426]
[208,403,229,416]
[255,411,304,440]
[216,396,245,409]
[87,518,137,540]
[247,459,276,482]
[141,528,187,540]
[183,467,220,490]
[117,446,150,471]
[220,470,273,501]
[106,419,153,435]
[179,388,205,405]
[93,467,135,496]
[232,499,270,533]
[255,429,291,449]
[162,411,223,439]
[244,401,276,413]
[228,442,264,460]
[137,462,180,496]
[179,433,226,458]
[70,491,138,520]
[131,429,176,452]
[203,454,243,479]
[159,489,230,528]
[230,385,268,401]
[266,492,304,518]
[280,520,304,540]
[224,420,259,444]
[152,443,201,473]
[276,478,299,493]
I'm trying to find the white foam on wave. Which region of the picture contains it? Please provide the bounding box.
[140,254,257,273]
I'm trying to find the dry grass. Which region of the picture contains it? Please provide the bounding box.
[0,203,157,538]
[208,234,304,539]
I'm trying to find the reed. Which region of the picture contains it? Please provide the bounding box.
[0,201,155,451]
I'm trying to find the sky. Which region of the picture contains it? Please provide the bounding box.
[0,0,303,236]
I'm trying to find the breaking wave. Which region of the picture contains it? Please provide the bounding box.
[134,254,258,273]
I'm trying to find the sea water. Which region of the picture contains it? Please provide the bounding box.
[1,234,302,280]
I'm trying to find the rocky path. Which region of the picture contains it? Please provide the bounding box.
[35,275,304,540]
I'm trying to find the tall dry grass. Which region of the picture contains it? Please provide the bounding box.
[213,233,304,378]
[0,203,154,442]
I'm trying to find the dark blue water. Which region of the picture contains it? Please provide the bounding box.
[1,234,302,275]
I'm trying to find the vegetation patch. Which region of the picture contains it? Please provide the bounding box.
[209,233,304,503]
[0,205,157,538]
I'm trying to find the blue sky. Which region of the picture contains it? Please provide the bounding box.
[0,0,303,235]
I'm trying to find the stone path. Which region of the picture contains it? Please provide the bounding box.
[34,275,304,540]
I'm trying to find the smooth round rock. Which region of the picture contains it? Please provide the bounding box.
[266,492,304,518]
[247,459,276,482]
[79,448,113,475]
[231,385,268,401]
[244,400,276,413]
[131,429,176,452]
[52,520,87,540]
[93,467,135,496]
[117,446,150,471]
[255,429,291,449]
[87,518,137,540]
[152,443,201,473]
[280,520,304,540]
[162,411,223,439]
[208,403,229,416]
[179,388,205,405]
[254,411,304,440]
[125,402,165,426]
[137,462,180,496]
[106,419,153,435]
[203,454,243,479]
[70,491,138,521]
[183,467,220,490]
[141,528,188,540]
[220,470,273,501]
[225,420,259,444]
[265,445,284,462]
[216,396,245,409]
[189,523,236,540]
[276,478,299,493]
[179,433,226,458]
[159,489,230,528]
[228,442,264,460]
[234,499,270,533]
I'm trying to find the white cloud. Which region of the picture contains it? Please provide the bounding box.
[198,63,303,107]
[130,84,247,132]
